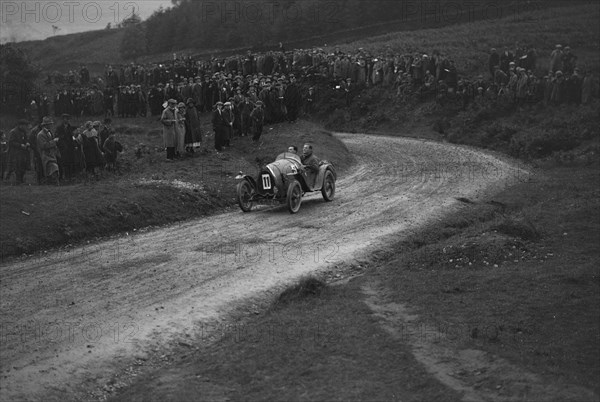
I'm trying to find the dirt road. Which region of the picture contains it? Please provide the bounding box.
[0,134,526,401]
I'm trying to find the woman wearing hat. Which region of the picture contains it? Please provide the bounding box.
[175,102,187,157]
[161,99,178,160]
[185,98,202,153]
[36,116,60,185]
[550,45,563,73]
[80,121,104,176]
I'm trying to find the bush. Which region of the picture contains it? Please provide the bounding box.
[510,128,580,159]
[491,215,541,241]
[276,276,326,306]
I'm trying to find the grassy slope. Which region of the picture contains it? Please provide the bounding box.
[105,4,600,400]
[319,3,600,152]
[336,4,600,76]
[15,29,126,72]
[14,1,584,73]
[0,118,354,261]
[379,166,600,393]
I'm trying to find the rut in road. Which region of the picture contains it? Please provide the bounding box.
[0,134,525,401]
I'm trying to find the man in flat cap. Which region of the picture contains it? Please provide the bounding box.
[149,84,165,116]
[250,101,265,143]
[284,74,301,123]
[212,101,227,152]
[222,101,234,147]
[192,77,204,113]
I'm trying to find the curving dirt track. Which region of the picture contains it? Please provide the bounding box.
[0,134,527,401]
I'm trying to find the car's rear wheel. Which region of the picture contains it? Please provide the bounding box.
[286,180,302,214]
[321,170,335,201]
[237,181,253,212]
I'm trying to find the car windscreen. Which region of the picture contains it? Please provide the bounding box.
[275,152,302,163]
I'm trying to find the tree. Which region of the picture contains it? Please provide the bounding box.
[0,44,39,115]
[119,24,147,62]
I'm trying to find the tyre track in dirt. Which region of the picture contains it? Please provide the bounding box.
[0,134,525,401]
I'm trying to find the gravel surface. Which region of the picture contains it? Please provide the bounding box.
[0,133,526,401]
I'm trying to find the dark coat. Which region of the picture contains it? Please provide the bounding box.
[284,83,302,108]
[56,123,76,165]
[7,126,30,173]
[37,128,60,177]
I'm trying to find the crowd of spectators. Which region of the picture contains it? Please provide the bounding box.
[5,42,598,184]
[1,115,122,185]
[33,43,597,125]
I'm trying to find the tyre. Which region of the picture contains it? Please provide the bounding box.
[286,180,302,214]
[237,181,253,212]
[321,170,335,201]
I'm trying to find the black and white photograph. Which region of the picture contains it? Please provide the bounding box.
[0,0,599,400]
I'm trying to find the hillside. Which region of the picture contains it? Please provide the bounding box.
[314,3,600,161]
[13,0,583,73]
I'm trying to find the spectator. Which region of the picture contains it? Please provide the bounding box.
[161,99,178,160]
[0,131,7,180]
[250,101,265,143]
[212,101,227,152]
[6,119,31,184]
[176,102,187,157]
[56,113,78,180]
[36,117,60,185]
[562,46,577,76]
[102,131,123,172]
[184,98,202,153]
[549,44,563,73]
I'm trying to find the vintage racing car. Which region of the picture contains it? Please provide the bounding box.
[235,152,336,213]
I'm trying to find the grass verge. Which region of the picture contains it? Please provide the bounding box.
[0,117,354,261]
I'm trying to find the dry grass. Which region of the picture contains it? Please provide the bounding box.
[0,117,354,260]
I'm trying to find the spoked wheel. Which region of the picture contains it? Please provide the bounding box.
[237,181,254,212]
[321,170,335,201]
[286,180,302,214]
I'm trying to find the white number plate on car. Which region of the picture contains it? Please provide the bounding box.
[262,174,271,189]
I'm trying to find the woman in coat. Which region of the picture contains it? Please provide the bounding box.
[36,116,60,185]
[185,98,202,153]
[176,102,187,157]
[80,121,104,175]
[161,99,178,160]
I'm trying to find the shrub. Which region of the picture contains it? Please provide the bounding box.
[491,215,541,241]
[276,276,326,306]
[510,128,580,159]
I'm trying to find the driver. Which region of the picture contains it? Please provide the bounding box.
[301,143,319,185]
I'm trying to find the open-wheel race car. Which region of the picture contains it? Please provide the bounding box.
[236,152,336,213]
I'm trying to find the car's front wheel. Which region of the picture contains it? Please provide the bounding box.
[237,181,254,212]
[286,180,302,214]
[321,170,335,202]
